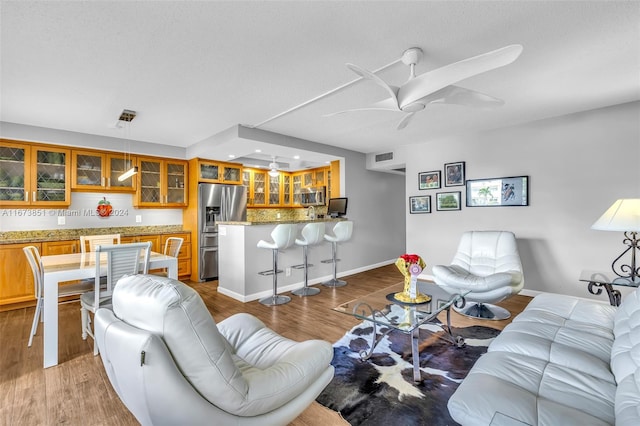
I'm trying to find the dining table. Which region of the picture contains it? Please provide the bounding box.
[41,251,178,368]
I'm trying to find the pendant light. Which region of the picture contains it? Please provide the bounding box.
[117,109,138,182]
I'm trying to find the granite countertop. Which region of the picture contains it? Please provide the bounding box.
[219,217,347,226]
[0,225,189,245]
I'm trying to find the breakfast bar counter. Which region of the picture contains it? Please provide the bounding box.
[217,218,346,302]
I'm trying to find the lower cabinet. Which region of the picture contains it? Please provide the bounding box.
[121,234,161,253]
[161,232,191,278]
[0,243,37,310]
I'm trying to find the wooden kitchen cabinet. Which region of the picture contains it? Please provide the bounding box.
[0,243,37,310]
[121,234,161,252]
[41,239,79,255]
[0,139,71,207]
[71,150,137,192]
[197,159,242,184]
[243,168,267,206]
[134,157,188,208]
[161,232,191,277]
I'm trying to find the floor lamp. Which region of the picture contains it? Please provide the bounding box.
[591,198,640,284]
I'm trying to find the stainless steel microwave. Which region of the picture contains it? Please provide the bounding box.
[300,186,326,206]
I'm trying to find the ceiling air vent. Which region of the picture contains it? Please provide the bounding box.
[375,152,394,162]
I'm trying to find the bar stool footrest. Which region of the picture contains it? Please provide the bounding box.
[290,264,306,270]
[258,269,283,276]
[321,259,341,264]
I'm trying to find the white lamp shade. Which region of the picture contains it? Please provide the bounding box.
[591,199,640,232]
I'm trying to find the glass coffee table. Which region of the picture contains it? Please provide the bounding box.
[333,280,470,382]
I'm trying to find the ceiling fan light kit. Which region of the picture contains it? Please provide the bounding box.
[268,157,280,177]
[331,44,523,130]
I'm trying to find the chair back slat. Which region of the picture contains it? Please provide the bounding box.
[94,242,151,305]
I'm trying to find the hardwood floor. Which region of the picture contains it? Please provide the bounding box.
[0,265,531,425]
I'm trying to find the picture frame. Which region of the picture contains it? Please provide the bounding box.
[409,195,431,214]
[444,161,465,186]
[418,170,441,190]
[436,191,462,211]
[466,176,529,207]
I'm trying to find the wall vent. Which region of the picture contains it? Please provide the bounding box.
[375,152,394,162]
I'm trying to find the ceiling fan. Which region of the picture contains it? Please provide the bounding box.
[327,44,523,130]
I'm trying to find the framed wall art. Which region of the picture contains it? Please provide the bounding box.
[436,191,462,211]
[409,195,431,214]
[418,170,441,190]
[466,176,529,207]
[444,161,465,187]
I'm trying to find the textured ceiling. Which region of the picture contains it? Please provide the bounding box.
[1,1,638,165]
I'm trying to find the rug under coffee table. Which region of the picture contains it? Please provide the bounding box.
[333,280,470,383]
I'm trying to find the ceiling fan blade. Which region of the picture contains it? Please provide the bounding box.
[346,63,400,107]
[425,86,505,108]
[396,112,416,130]
[397,44,523,109]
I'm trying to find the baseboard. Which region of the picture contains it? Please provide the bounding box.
[219,258,398,303]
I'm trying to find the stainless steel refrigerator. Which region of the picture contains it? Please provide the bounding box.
[198,183,247,281]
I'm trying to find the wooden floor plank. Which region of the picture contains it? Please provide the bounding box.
[0,264,531,425]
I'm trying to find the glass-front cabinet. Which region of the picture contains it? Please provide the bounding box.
[268,173,280,206]
[135,157,187,207]
[0,140,70,206]
[197,160,242,184]
[282,174,291,205]
[72,150,136,191]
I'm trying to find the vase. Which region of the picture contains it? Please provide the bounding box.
[393,256,431,304]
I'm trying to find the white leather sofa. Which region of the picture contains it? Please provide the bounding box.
[448,288,640,425]
[94,274,335,426]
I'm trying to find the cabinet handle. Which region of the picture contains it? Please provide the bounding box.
[25,191,29,202]
[32,191,36,202]
[72,245,76,253]
[102,176,106,186]
[107,177,111,187]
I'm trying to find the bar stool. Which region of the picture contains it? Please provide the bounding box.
[321,221,353,287]
[257,224,297,306]
[292,222,325,297]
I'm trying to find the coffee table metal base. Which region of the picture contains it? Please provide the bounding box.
[354,301,465,383]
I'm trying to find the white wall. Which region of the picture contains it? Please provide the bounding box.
[0,192,183,231]
[403,101,640,300]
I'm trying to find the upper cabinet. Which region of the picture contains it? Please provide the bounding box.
[134,157,188,207]
[197,159,242,184]
[0,140,71,206]
[71,150,137,192]
[243,168,267,206]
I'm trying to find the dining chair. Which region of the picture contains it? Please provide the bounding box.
[80,242,151,355]
[79,234,121,253]
[23,245,93,347]
[152,237,183,277]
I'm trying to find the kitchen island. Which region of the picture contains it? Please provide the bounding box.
[217,218,347,302]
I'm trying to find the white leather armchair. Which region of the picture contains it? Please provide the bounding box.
[94,274,334,426]
[432,231,524,320]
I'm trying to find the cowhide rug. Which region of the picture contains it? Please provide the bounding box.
[316,310,500,426]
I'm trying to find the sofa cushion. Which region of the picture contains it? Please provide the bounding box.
[615,370,640,426]
[612,288,640,382]
[488,322,615,382]
[448,351,616,426]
